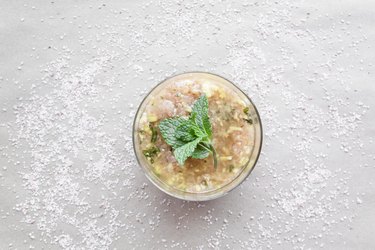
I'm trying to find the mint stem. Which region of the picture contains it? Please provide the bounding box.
[200,142,218,169]
[210,144,218,169]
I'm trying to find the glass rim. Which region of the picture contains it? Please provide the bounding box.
[132,71,263,201]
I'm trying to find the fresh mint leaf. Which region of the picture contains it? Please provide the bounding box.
[159,117,188,148]
[192,95,209,117]
[191,144,210,159]
[191,95,209,134]
[158,95,218,168]
[175,121,196,142]
[202,114,212,138]
[174,137,202,166]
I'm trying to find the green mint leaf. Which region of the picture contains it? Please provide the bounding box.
[191,123,206,138]
[192,95,209,117]
[202,114,212,138]
[158,95,218,169]
[191,144,210,159]
[191,95,212,138]
[175,121,196,142]
[159,117,188,148]
[174,137,202,166]
[189,112,206,138]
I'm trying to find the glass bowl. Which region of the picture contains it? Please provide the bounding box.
[133,72,262,201]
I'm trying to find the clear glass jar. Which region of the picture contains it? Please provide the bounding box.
[133,72,262,201]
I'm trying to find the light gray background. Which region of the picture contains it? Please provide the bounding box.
[1,0,374,249]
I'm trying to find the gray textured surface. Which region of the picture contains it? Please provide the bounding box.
[1,0,375,249]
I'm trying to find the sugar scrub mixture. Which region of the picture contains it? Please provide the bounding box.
[135,73,260,193]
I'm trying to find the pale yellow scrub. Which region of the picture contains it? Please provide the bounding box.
[137,75,255,193]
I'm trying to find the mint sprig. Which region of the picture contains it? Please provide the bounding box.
[159,95,218,168]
